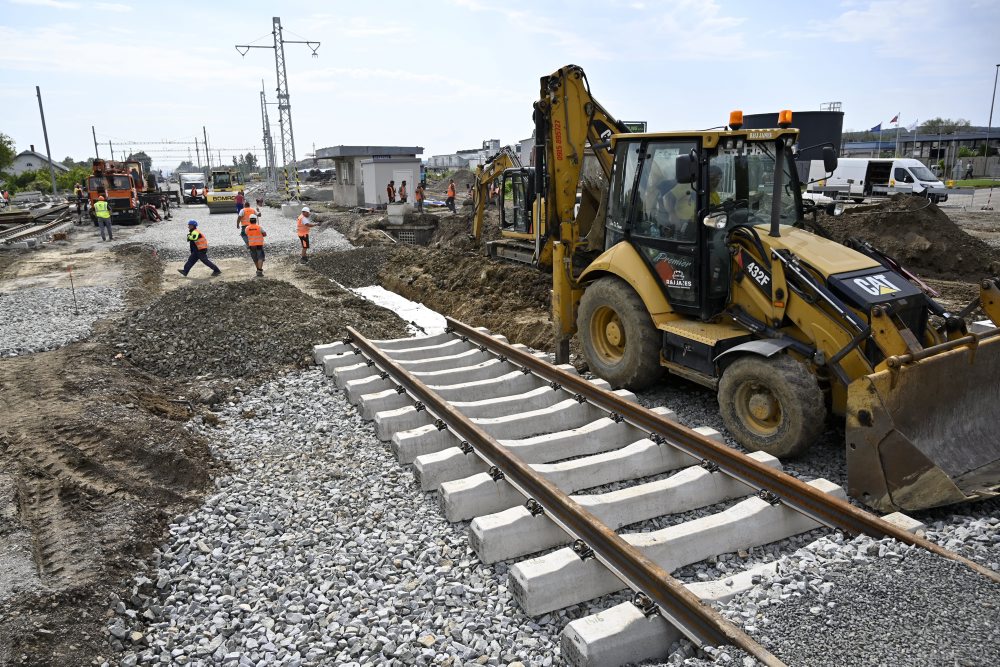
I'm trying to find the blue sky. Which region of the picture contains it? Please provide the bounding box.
[2,0,998,171]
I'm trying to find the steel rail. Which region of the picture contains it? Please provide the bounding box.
[446,316,1000,585]
[1,216,70,244]
[346,326,788,667]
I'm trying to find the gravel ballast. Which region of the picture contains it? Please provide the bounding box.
[108,368,567,666]
[708,533,1000,666]
[0,286,123,356]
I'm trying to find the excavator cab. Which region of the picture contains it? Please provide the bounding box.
[601,131,802,322]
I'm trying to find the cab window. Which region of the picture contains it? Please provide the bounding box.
[894,167,913,183]
[606,141,640,246]
[631,141,698,243]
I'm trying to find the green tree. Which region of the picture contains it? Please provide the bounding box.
[57,166,92,191]
[126,151,153,174]
[0,133,16,175]
[175,161,196,174]
[920,117,971,135]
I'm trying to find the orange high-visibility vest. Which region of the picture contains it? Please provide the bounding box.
[297,214,312,236]
[239,206,257,227]
[188,230,208,250]
[399,184,407,199]
[191,187,198,197]
[447,183,456,197]
[245,223,265,247]
[415,187,424,201]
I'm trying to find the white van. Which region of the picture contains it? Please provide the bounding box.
[808,158,947,203]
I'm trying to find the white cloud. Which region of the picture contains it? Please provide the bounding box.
[94,2,132,11]
[9,0,79,8]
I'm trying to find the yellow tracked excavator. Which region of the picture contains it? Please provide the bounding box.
[501,64,1000,512]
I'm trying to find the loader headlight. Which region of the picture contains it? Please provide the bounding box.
[826,202,845,216]
[703,211,728,229]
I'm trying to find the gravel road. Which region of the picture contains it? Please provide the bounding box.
[111,203,350,260]
[0,286,123,356]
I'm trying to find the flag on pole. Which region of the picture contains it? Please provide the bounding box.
[907,120,919,131]
[890,114,899,124]
[869,123,882,133]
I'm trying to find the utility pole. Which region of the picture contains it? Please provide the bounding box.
[236,17,319,201]
[35,86,58,195]
[92,125,100,159]
[985,64,999,179]
[260,80,278,191]
[195,137,201,170]
[108,140,114,161]
[203,126,211,171]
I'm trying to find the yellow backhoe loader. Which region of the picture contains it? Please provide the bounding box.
[503,64,1000,512]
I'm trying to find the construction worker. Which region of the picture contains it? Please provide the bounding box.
[446,179,457,213]
[73,183,85,220]
[178,221,221,277]
[399,180,407,203]
[415,182,425,213]
[93,195,113,241]
[235,190,245,214]
[236,203,258,246]
[297,206,318,263]
[386,180,396,204]
[245,214,267,277]
[255,196,265,214]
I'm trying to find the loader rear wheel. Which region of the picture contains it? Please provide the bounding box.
[718,354,826,458]
[578,276,662,390]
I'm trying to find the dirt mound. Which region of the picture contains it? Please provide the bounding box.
[0,343,218,665]
[810,196,1000,281]
[111,279,407,379]
[378,245,554,349]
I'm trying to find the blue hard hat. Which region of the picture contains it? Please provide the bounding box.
[187,220,198,227]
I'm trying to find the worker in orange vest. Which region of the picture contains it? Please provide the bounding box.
[297,206,318,263]
[415,182,425,214]
[398,180,408,203]
[386,180,396,204]
[178,221,221,277]
[245,213,267,277]
[236,203,258,246]
[446,179,457,213]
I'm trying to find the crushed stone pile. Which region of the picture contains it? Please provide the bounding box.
[306,247,393,288]
[811,195,1000,281]
[109,279,407,379]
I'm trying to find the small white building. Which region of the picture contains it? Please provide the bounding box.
[10,145,71,177]
[316,145,423,207]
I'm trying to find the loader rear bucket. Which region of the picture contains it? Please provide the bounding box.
[846,331,1000,512]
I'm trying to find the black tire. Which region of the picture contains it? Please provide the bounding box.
[718,354,826,458]
[852,198,864,204]
[577,276,662,390]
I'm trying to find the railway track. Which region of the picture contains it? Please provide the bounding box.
[0,212,73,245]
[315,317,1000,667]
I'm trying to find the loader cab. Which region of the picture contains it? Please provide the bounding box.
[499,167,536,235]
[605,131,802,320]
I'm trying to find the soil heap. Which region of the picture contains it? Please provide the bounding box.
[110,279,408,379]
[810,196,1000,282]
[0,343,218,666]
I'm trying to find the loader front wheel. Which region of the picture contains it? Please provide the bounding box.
[578,276,662,390]
[718,354,826,458]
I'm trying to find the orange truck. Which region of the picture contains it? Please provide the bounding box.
[88,159,143,224]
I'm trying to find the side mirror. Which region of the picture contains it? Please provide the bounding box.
[822,147,838,174]
[703,211,727,229]
[675,153,696,184]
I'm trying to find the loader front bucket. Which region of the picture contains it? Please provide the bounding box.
[846,331,1000,512]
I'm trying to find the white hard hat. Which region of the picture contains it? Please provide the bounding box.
[301,206,310,212]
[249,213,258,220]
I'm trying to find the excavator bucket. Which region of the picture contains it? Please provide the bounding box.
[846,331,1000,512]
